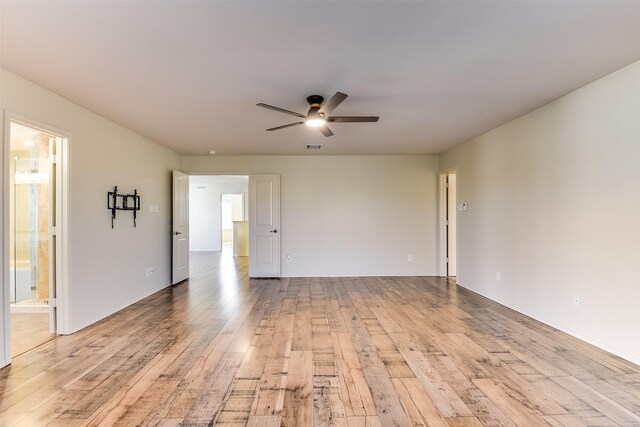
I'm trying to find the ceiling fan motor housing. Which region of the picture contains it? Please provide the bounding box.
[306,95,324,108]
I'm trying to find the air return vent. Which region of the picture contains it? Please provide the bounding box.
[196,185,207,190]
[306,144,322,150]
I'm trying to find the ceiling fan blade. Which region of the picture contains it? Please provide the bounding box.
[318,125,334,137]
[327,116,379,122]
[318,92,348,115]
[266,122,305,131]
[257,103,306,118]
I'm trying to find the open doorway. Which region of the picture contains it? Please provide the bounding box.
[174,174,280,282]
[5,119,66,358]
[221,193,246,256]
[189,176,248,259]
[440,169,457,279]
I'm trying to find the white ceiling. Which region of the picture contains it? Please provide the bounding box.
[2,1,640,156]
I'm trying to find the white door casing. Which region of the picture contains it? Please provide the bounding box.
[3,113,70,366]
[172,171,189,284]
[48,137,63,333]
[249,175,280,278]
[447,173,457,277]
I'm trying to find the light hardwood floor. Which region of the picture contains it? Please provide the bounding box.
[1,251,639,426]
[10,311,55,358]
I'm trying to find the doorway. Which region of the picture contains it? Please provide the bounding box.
[5,119,65,358]
[221,193,246,256]
[181,174,280,280]
[188,175,248,260]
[440,169,457,279]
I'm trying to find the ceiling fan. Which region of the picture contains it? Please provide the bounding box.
[257,92,379,137]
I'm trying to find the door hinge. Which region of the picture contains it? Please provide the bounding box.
[50,298,57,308]
[50,154,57,164]
[446,257,449,263]
[446,182,449,188]
[446,220,449,225]
[50,226,57,236]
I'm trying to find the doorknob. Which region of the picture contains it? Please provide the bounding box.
[172,231,182,236]
[270,229,278,233]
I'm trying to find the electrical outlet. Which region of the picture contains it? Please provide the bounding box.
[407,255,413,262]
[286,254,292,263]
[573,295,581,307]
[495,272,501,282]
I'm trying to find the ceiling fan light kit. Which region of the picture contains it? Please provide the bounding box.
[305,114,325,128]
[257,92,379,137]
[305,118,325,127]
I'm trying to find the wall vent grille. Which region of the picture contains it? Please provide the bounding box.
[306,144,322,150]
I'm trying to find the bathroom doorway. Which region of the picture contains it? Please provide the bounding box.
[7,120,61,357]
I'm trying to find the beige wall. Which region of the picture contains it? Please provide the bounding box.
[184,155,440,277]
[1,68,182,354]
[440,59,640,363]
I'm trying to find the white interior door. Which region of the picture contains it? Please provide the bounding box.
[249,175,280,278]
[172,171,189,284]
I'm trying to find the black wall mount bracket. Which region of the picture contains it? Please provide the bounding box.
[108,186,141,228]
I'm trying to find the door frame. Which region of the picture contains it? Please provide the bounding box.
[187,172,277,275]
[439,167,457,278]
[2,111,71,367]
[188,173,251,254]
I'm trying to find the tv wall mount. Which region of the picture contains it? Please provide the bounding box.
[108,186,141,228]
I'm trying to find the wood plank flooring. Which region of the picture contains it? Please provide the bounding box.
[1,250,639,426]
[10,312,55,358]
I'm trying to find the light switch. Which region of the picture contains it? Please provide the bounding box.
[459,202,468,211]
